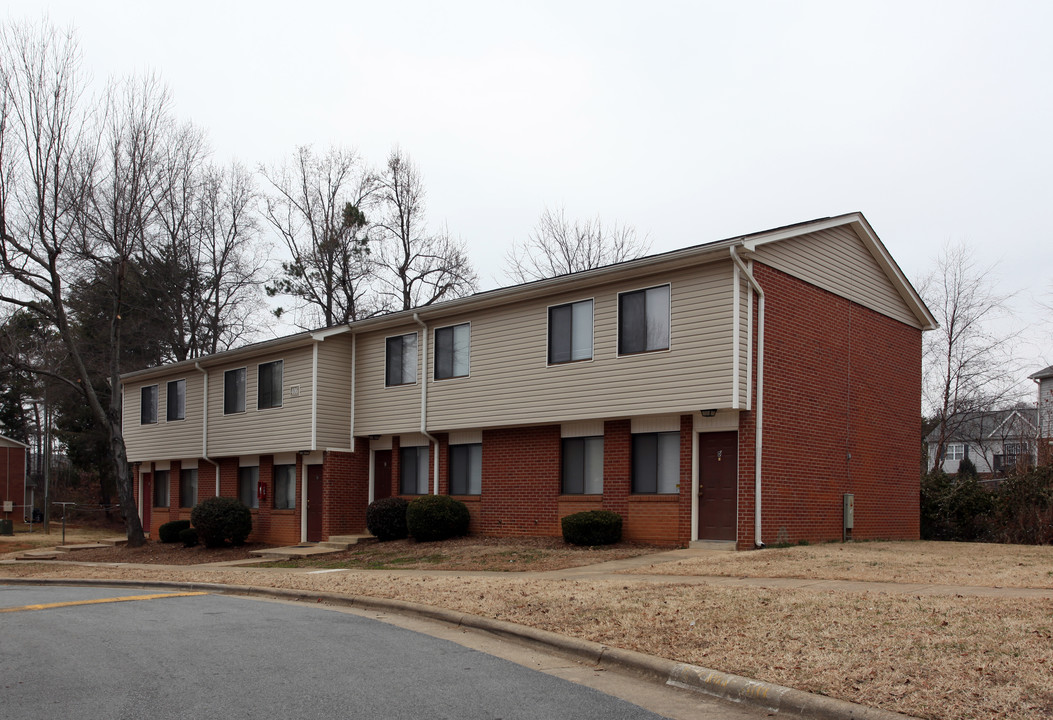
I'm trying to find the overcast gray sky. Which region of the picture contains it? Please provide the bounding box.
[8,0,1052,393]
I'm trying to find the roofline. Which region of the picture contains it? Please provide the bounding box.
[121,212,936,383]
[0,434,30,449]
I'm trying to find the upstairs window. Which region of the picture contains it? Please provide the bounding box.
[434,323,470,380]
[141,385,158,425]
[386,333,418,386]
[946,443,965,462]
[238,466,259,509]
[618,284,670,355]
[258,360,283,410]
[631,431,679,494]
[274,464,296,509]
[224,368,246,414]
[548,300,593,364]
[449,443,482,495]
[167,379,186,421]
[179,469,197,508]
[400,446,430,495]
[561,436,603,494]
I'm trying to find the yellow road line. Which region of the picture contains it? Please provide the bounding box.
[0,591,207,613]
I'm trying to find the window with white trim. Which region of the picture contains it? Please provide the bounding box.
[141,385,158,425]
[548,299,593,364]
[400,446,430,494]
[274,464,296,509]
[449,443,482,495]
[946,443,965,462]
[167,379,185,421]
[153,470,170,507]
[434,323,470,380]
[224,368,246,414]
[179,468,197,508]
[386,333,418,386]
[238,466,259,509]
[562,436,603,494]
[618,284,670,355]
[258,360,283,410]
[631,431,679,494]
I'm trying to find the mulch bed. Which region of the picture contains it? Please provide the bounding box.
[55,540,269,565]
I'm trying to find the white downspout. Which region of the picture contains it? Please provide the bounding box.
[730,245,765,549]
[194,363,220,496]
[413,313,441,495]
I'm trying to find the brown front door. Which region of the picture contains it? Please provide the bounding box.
[141,473,152,533]
[699,432,737,541]
[306,465,323,542]
[373,450,392,502]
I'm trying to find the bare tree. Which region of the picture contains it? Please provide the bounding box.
[922,242,1022,472]
[504,205,650,283]
[373,147,477,310]
[262,145,378,328]
[0,19,149,545]
[195,161,264,353]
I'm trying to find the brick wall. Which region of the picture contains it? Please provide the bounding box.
[321,449,369,538]
[735,264,922,549]
[1,446,27,511]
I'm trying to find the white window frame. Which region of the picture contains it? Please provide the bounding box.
[257,360,283,410]
[547,298,594,366]
[946,443,965,462]
[274,464,297,509]
[167,379,186,422]
[434,322,471,380]
[617,283,672,357]
[224,367,247,415]
[238,466,259,509]
[399,445,430,495]
[561,435,603,495]
[385,332,419,387]
[449,442,482,496]
[141,385,158,425]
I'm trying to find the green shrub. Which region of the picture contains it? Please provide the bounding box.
[366,497,409,541]
[921,470,996,541]
[957,457,979,480]
[406,495,470,542]
[158,519,191,543]
[561,510,622,546]
[991,465,1053,544]
[179,527,199,548]
[190,496,252,548]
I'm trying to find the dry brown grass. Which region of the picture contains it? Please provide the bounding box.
[4,538,1053,719]
[626,541,1053,589]
[0,524,122,557]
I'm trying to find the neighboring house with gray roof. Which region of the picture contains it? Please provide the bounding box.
[926,408,1038,476]
[1030,364,1053,465]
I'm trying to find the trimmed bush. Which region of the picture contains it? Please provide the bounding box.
[179,527,199,548]
[158,519,191,543]
[406,495,470,542]
[190,496,252,548]
[366,497,410,541]
[561,510,622,546]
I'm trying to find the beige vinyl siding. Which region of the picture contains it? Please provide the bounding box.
[754,225,920,328]
[354,326,424,436]
[737,270,751,409]
[206,346,314,456]
[123,374,204,462]
[355,261,739,433]
[315,334,354,449]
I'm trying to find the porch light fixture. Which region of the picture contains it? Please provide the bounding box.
[298,450,311,456]
[368,434,381,441]
[700,409,718,418]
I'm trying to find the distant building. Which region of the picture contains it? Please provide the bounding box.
[1031,365,1053,465]
[0,434,29,521]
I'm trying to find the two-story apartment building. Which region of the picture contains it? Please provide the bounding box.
[122,212,935,549]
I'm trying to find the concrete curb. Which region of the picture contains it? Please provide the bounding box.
[1,577,916,720]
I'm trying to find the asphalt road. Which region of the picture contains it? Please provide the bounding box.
[0,585,762,720]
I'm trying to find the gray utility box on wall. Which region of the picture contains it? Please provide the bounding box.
[843,493,855,540]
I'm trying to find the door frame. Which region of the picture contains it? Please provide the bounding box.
[306,465,324,542]
[695,430,739,542]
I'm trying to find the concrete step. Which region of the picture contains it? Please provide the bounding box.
[325,534,377,547]
[54,543,112,552]
[688,540,737,551]
[97,537,128,547]
[16,551,61,561]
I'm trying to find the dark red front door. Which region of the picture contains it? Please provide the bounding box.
[306,465,323,542]
[699,432,737,541]
[373,450,392,502]
[142,473,152,532]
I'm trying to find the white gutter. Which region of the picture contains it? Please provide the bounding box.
[194,363,220,496]
[730,246,765,548]
[412,313,441,495]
